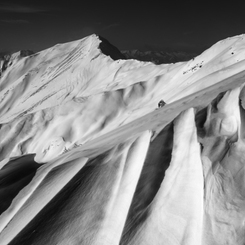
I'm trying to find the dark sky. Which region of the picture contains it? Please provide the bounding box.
[1,1,245,53]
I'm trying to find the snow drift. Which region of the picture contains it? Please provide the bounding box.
[1,34,245,244]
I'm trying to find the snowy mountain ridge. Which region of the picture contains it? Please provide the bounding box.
[1,34,245,244]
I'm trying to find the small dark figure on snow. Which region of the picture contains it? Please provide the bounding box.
[158,100,166,108]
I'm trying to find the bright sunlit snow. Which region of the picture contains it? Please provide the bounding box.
[1,34,245,245]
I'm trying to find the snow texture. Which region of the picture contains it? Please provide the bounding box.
[1,34,245,244]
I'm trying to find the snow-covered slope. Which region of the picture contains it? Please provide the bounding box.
[1,34,245,244]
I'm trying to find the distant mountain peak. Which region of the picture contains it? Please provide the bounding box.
[121,49,199,64]
[0,50,34,76]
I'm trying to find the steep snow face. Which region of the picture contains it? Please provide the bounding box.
[1,34,245,244]
[201,86,245,245]
[126,108,204,245]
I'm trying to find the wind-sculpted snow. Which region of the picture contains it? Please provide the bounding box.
[1,34,245,244]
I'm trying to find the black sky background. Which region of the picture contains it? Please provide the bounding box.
[1,1,245,53]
